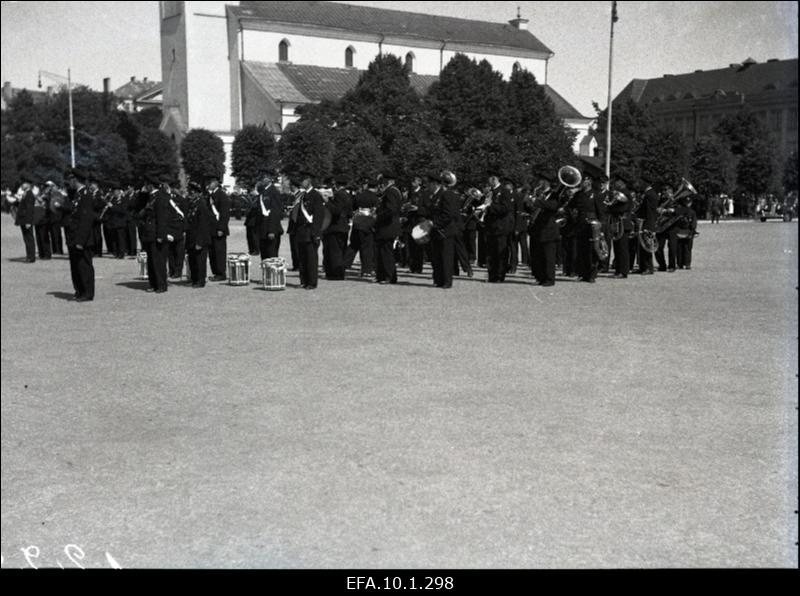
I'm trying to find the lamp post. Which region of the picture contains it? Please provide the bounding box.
[38,68,76,168]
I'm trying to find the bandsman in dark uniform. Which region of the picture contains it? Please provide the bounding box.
[527,172,561,286]
[15,177,37,262]
[480,171,514,283]
[124,186,139,256]
[206,176,230,281]
[569,172,606,283]
[255,170,284,260]
[635,174,660,275]
[375,170,402,284]
[323,175,352,280]
[654,185,678,273]
[429,171,461,289]
[139,176,170,293]
[401,176,425,274]
[509,183,530,274]
[345,178,379,277]
[675,195,697,270]
[461,186,480,267]
[45,182,66,256]
[165,184,188,279]
[294,172,325,289]
[185,181,213,288]
[32,182,51,260]
[63,168,96,301]
[244,187,260,256]
[88,179,105,257]
[606,177,632,279]
[106,188,130,259]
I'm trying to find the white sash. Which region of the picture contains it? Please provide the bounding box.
[299,192,313,223]
[169,198,185,219]
[208,195,219,221]
[260,195,269,217]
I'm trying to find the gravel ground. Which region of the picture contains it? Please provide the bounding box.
[1,214,797,569]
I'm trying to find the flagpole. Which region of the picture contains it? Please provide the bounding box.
[605,1,617,179]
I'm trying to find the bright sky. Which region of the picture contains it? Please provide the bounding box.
[1,1,797,116]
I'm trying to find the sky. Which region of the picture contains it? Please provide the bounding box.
[1,1,797,116]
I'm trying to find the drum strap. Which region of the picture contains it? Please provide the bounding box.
[169,199,185,219]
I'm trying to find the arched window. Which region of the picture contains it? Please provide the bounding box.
[405,52,415,72]
[279,39,289,62]
[513,61,521,72]
[345,46,355,68]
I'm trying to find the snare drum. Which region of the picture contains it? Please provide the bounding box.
[411,219,434,244]
[261,257,287,291]
[227,253,251,285]
[136,251,148,279]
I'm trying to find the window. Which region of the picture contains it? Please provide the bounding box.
[279,39,289,62]
[405,52,415,73]
[345,46,355,68]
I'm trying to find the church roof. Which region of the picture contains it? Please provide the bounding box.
[231,1,553,56]
[242,60,587,121]
[615,58,798,105]
[114,77,161,101]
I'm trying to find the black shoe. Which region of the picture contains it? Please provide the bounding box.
[541,281,555,287]
[467,269,474,278]
[613,274,628,279]
[146,288,156,292]
[155,288,167,293]
[667,268,676,273]
[640,270,653,275]
[75,296,93,302]
[685,266,691,270]
[658,267,667,272]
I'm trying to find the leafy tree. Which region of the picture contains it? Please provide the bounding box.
[427,54,509,152]
[231,125,278,189]
[133,107,163,131]
[77,133,131,187]
[338,54,421,153]
[689,136,737,197]
[132,129,180,184]
[783,150,798,192]
[455,129,525,188]
[1,141,20,189]
[736,137,776,195]
[387,119,451,187]
[714,108,770,156]
[640,128,688,189]
[507,64,576,177]
[29,141,67,185]
[592,98,656,186]
[330,124,385,183]
[277,120,334,180]
[180,128,225,185]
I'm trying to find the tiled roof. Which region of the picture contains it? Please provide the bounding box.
[233,1,552,55]
[243,61,586,121]
[615,58,798,105]
[543,85,590,120]
[114,79,161,101]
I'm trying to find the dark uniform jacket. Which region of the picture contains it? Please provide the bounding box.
[528,191,562,243]
[63,186,95,247]
[15,189,35,227]
[352,190,379,232]
[606,194,633,231]
[570,189,606,224]
[107,197,129,230]
[483,184,514,236]
[207,187,230,236]
[294,189,325,243]
[255,184,284,238]
[326,189,353,235]
[637,187,660,231]
[376,184,402,240]
[165,191,187,238]
[138,188,170,243]
[186,194,214,248]
[431,188,462,238]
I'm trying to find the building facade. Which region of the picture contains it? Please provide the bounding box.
[160,0,593,184]
[615,58,798,158]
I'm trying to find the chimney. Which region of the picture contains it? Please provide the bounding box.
[509,6,528,30]
[143,77,148,83]
[130,76,136,82]
[103,77,110,94]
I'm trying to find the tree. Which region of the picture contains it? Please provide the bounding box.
[277,120,334,180]
[231,125,278,189]
[455,129,525,188]
[132,129,180,184]
[689,136,737,197]
[714,108,770,156]
[427,54,510,152]
[387,119,451,187]
[29,141,67,186]
[330,124,385,183]
[339,53,421,153]
[640,128,689,189]
[180,128,225,185]
[737,137,776,195]
[1,141,20,189]
[592,98,656,185]
[506,64,576,178]
[783,151,798,192]
[77,133,132,187]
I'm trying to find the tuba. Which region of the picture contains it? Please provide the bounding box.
[558,165,582,189]
[656,177,696,233]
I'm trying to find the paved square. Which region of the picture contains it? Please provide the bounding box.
[1,214,797,568]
